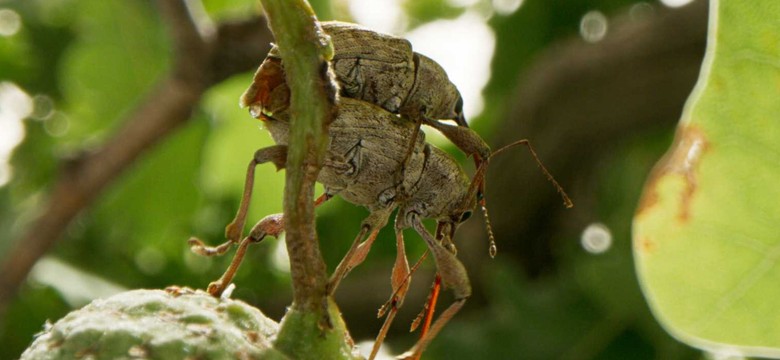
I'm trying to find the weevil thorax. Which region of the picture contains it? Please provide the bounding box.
[402,54,464,122]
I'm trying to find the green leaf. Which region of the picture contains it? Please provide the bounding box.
[633,0,780,356]
[201,0,257,21]
[59,0,167,143]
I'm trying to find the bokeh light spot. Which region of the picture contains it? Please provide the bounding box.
[31,95,56,120]
[349,0,404,34]
[492,0,524,15]
[630,2,656,22]
[0,82,32,187]
[660,0,694,8]
[135,246,167,275]
[581,222,612,254]
[357,339,394,360]
[580,10,608,43]
[0,9,21,37]
[183,248,211,274]
[44,112,70,137]
[270,234,290,273]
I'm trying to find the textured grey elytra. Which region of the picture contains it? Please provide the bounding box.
[264,22,477,146]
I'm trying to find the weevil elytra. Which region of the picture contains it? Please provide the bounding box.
[190,22,573,360]
[265,21,466,126]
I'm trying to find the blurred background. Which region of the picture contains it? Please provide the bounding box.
[0,0,708,358]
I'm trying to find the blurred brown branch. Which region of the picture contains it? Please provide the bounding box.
[463,0,708,277]
[0,0,273,313]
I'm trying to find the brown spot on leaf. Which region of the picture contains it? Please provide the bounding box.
[639,236,656,254]
[636,125,709,222]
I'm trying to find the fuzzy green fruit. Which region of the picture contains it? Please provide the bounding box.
[21,288,287,360]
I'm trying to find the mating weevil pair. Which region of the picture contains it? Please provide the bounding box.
[188,21,573,359]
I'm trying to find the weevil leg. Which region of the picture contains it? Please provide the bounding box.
[376,248,428,321]
[399,214,470,359]
[188,145,287,257]
[411,273,441,335]
[327,206,394,295]
[206,212,284,297]
[224,145,288,243]
[188,237,235,257]
[394,116,424,191]
[369,212,413,360]
[425,119,491,199]
[411,221,451,335]
[401,297,466,360]
[424,119,490,164]
[205,193,333,297]
[344,227,380,273]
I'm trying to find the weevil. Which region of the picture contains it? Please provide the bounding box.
[190,58,572,359]
[253,22,493,181]
[189,94,468,357]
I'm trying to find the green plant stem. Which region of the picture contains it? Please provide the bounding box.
[259,0,336,314]
[258,1,351,359]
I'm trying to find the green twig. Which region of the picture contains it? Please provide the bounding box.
[258,0,336,314]
[257,1,352,359]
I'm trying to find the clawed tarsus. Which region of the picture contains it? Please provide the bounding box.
[189,145,330,297]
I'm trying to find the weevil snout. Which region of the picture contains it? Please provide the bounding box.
[240,57,290,119]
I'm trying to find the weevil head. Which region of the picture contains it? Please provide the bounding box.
[404,54,464,123]
[446,193,476,233]
[239,56,290,120]
[443,208,473,235]
[453,95,467,127]
[432,207,473,255]
[446,155,500,258]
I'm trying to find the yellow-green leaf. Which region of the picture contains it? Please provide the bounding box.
[633,0,780,356]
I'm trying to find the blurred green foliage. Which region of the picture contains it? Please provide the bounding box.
[0,0,701,358]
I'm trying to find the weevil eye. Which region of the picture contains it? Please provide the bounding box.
[455,96,464,113]
[460,211,472,222]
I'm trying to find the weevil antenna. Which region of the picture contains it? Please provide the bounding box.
[472,139,573,258]
[480,197,498,258]
[463,161,497,257]
[489,139,573,208]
